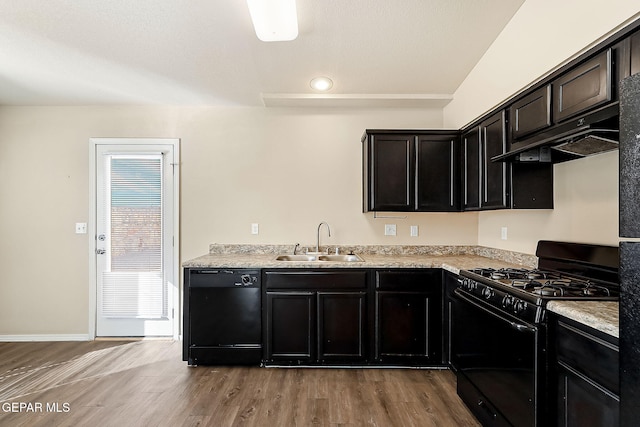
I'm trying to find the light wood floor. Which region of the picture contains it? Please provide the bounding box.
[0,340,480,426]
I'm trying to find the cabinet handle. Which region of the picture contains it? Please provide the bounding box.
[450,140,454,207]
[483,130,488,204]
[464,139,468,206]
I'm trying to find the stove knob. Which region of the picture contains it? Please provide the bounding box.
[502,295,514,309]
[513,299,527,314]
[482,287,494,300]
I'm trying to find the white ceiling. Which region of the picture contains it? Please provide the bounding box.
[0,0,525,107]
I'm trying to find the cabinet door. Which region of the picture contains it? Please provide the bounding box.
[553,49,612,122]
[375,291,437,362]
[463,128,481,210]
[265,291,314,362]
[317,292,366,362]
[557,365,620,427]
[632,31,640,76]
[509,84,552,140]
[416,134,459,211]
[368,134,414,211]
[481,111,508,209]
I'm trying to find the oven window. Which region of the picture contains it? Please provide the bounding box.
[451,293,539,427]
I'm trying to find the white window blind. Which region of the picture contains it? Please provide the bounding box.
[102,155,166,318]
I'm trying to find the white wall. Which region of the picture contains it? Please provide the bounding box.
[2,1,639,336]
[444,0,640,254]
[0,105,480,336]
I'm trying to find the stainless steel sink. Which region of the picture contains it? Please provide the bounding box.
[274,254,318,261]
[317,254,364,262]
[275,253,364,262]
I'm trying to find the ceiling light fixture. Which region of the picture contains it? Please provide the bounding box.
[310,76,333,91]
[246,0,298,42]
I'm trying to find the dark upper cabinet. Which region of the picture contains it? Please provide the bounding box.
[364,133,413,211]
[415,134,460,211]
[632,30,640,76]
[462,128,481,210]
[463,111,509,211]
[362,130,459,212]
[481,111,509,210]
[509,84,552,141]
[553,49,612,122]
[511,163,554,209]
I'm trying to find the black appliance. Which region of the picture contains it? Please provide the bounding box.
[183,269,262,365]
[452,240,619,427]
[619,72,640,426]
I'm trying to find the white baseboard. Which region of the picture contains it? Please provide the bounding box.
[0,334,91,342]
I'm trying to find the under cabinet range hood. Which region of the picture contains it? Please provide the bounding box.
[493,103,619,163]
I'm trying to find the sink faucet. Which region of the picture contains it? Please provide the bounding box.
[293,243,300,255]
[316,222,331,254]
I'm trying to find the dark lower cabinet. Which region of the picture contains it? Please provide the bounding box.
[317,292,367,361]
[376,291,429,357]
[265,291,314,361]
[552,315,619,427]
[374,269,443,365]
[263,270,368,365]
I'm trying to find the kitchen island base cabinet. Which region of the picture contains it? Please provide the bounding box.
[263,270,368,365]
[374,270,443,365]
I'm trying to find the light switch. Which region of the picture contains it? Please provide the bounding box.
[75,223,87,234]
[410,225,419,237]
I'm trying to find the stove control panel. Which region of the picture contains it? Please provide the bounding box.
[457,276,543,324]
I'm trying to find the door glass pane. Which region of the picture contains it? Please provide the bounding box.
[110,157,162,271]
[102,156,166,319]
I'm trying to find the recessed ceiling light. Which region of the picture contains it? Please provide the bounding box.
[310,76,333,91]
[246,0,298,42]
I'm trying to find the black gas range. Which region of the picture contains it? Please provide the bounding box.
[451,241,619,427]
[459,241,619,324]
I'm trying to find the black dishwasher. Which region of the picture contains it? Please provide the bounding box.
[183,269,262,365]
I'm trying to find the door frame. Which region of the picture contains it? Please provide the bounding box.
[88,138,180,340]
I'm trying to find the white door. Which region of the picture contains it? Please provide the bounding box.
[92,139,178,337]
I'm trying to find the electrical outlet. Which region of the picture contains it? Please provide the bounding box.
[501,227,508,240]
[410,225,419,237]
[251,223,259,235]
[384,224,396,236]
[75,222,87,234]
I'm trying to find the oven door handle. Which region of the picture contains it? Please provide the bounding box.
[454,289,537,333]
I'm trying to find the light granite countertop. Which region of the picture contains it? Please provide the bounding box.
[181,252,525,275]
[547,301,619,338]
[182,244,619,338]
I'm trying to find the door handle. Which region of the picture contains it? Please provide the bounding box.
[96,249,106,255]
